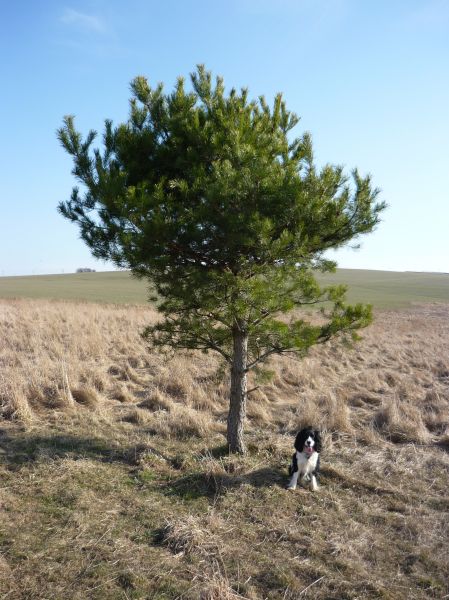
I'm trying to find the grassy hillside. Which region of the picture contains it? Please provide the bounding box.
[316,269,449,308]
[0,271,150,304]
[0,298,448,599]
[0,269,448,308]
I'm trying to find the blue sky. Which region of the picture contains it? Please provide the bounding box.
[1,0,448,275]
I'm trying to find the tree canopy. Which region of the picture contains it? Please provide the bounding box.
[58,65,385,452]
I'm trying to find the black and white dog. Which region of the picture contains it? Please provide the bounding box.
[287,427,322,492]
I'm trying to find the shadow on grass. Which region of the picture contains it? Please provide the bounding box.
[205,443,230,459]
[164,466,287,501]
[158,441,290,501]
[0,430,289,500]
[0,428,158,469]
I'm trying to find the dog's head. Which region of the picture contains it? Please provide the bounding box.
[294,427,322,455]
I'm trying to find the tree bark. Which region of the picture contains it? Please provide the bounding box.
[227,325,248,454]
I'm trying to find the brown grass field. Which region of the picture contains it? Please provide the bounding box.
[0,298,448,599]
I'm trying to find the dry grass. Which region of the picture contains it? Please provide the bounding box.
[0,298,448,599]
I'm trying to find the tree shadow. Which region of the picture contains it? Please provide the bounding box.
[205,443,230,459]
[164,466,288,501]
[0,429,290,500]
[436,437,449,453]
[0,428,152,470]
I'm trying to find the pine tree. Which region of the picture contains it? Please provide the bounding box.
[58,65,385,453]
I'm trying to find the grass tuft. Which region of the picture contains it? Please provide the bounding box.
[71,387,99,408]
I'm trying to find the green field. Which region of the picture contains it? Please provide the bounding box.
[316,269,449,308]
[0,271,150,304]
[0,269,448,308]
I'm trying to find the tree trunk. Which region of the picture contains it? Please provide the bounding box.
[227,326,248,454]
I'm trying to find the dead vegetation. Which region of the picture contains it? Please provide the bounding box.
[0,298,448,599]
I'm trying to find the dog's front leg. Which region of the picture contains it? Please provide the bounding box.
[310,455,320,492]
[287,453,299,490]
[287,470,300,490]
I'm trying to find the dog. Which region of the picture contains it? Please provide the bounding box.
[287,427,321,492]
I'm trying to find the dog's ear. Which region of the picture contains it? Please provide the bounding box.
[294,429,305,451]
[314,430,322,453]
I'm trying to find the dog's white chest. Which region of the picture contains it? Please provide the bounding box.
[296,451,318,475]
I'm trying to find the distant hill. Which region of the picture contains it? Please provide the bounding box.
[0,269,448,308]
